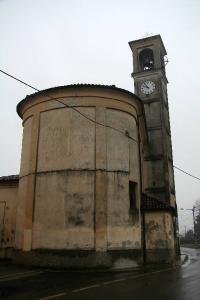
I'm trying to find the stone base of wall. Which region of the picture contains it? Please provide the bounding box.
[0,248,13,259]
[145,249,175,264]
[11,249,142,270]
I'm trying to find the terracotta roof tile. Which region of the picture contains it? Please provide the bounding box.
[0,175,19,182]
[141,193,176,215]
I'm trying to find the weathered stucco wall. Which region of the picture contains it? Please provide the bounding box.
[0,181,18,249]
[15,86,145,261]
[106,109,141,249]
[144,211,175,263]
[33,172,95,250]
[107,173,141,249]
[37,108,95,171]
[15,117,33,249]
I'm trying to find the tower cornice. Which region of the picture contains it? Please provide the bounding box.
[129,34,167,56]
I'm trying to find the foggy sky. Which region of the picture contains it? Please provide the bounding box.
[0,0,200,233]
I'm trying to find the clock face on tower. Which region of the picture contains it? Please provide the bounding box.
[140,81,156,95]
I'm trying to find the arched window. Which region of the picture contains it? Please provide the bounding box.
[139,49,154,71]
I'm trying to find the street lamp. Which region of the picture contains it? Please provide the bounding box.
[180,206,197,240]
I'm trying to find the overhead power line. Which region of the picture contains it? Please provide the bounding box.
[0,68,137,142]
[173,166,200,181]
[0,69,40,92]
[1,68,200,182]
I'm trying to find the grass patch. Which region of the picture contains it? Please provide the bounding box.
[181,243,200,249]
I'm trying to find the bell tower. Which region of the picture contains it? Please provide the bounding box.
[129,35,175,206]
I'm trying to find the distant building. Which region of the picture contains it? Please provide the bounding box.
[0,35,179,268]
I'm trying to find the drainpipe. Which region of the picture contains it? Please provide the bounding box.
[137,117,146,264]
[0,201,6,247]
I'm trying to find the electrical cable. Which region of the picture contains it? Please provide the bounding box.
[1,68,200,182]
[0,69,40,92]
[173,166,200,181]
[0,68,137,142]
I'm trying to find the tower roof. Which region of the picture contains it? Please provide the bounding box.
[129,34,167,55]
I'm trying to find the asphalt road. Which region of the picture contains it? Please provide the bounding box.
[0,247,199,300]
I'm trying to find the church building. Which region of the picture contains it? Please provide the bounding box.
[0,35,179,268]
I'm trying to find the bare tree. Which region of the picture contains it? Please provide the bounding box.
[195,199,200,241]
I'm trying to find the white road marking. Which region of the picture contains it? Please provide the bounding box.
[0,271,43,282]
[0,270,41,279]
[38,293,67,300]
[34,266,178,299]
[72,284,100,292]
[71,267,177,293]
[128,267,177,280]
[102,278,126,285]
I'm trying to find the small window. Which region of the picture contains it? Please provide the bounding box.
[129,181,137,211]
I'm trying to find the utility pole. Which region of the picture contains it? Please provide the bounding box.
[181,206,197,241]
[192,206,196,240]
